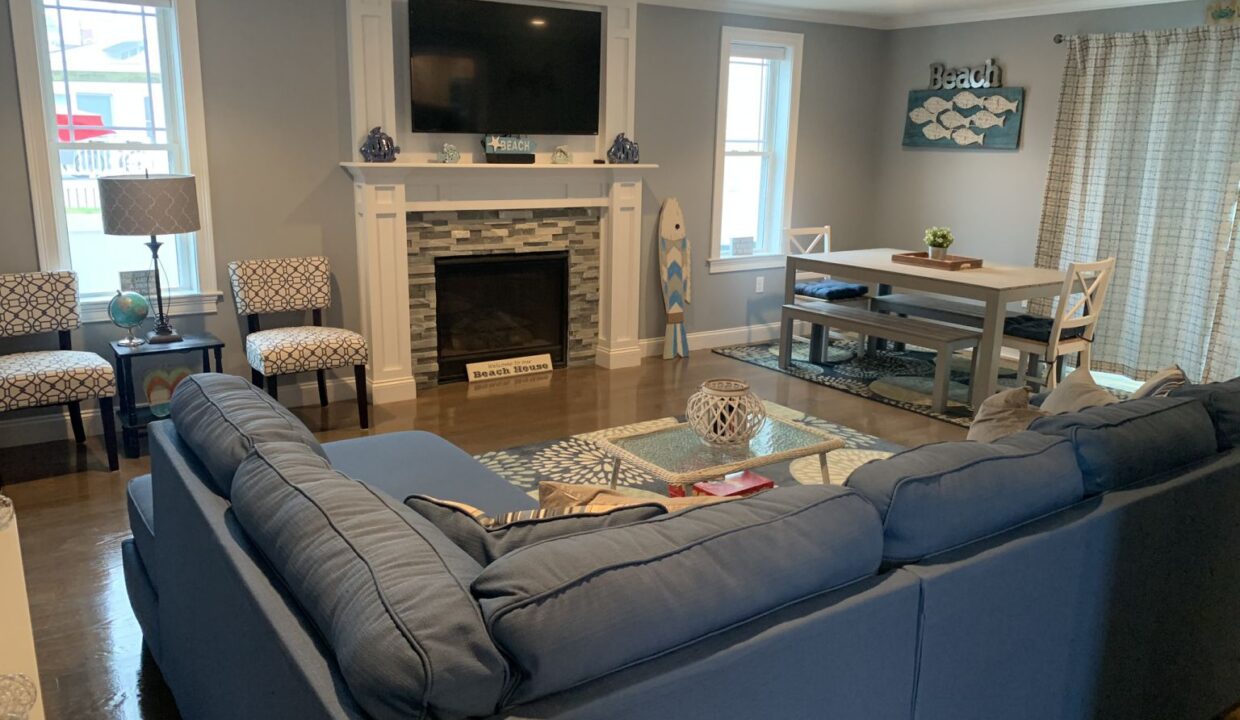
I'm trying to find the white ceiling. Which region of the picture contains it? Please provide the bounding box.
[645,0,1185,29]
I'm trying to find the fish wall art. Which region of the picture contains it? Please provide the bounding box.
[902,87,1025,150]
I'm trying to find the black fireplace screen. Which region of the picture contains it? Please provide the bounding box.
[434,251,569,382]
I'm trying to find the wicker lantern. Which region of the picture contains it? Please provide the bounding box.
[686,378,767,445]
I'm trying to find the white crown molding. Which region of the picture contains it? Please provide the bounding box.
[883,0,1187,30]
[637,0,1186,30]
[637,0,886,29]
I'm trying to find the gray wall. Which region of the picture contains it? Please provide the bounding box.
[872,1,1203,266]
[0,0,357,403]
[634,5,888,340]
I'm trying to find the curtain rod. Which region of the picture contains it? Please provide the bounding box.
[1053,33,1067,44]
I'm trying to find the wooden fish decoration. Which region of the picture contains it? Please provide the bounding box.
[658,197,690,359]
[968,110,1006,129]
[922,96,953,115]
[952,91,983,109]
[952,127,985,146]
[922,123,952,141]
[939,110,970,129]
[908,107,938,124]
[982,95,1019,114]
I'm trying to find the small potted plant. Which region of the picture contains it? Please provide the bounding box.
[924,226,954,261]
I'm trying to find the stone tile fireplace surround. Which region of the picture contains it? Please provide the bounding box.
[408,209,601,387]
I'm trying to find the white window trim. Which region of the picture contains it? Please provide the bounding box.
[708,26,802,275]
[9,0,221,321]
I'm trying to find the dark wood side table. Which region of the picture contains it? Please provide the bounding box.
[110,333,225,458]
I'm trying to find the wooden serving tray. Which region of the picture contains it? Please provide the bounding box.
[891,252,984,271]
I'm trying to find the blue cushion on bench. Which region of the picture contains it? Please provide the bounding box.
[845,432,1083,563]
[1030,396,1218,495]
[795,279,869,301]
[1003,314,1087,343]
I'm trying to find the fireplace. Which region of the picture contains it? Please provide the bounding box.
[434,251,570,383]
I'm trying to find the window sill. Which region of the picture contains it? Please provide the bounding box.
[80,291,224,324]
[707,254,787,274]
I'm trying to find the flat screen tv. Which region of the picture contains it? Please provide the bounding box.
[409,0,602,135]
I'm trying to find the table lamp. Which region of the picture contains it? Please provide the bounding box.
[98,173,200,344]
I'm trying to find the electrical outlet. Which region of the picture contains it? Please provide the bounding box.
[755,276,765,293]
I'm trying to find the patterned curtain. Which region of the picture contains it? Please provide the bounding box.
[1034,28,1240,382]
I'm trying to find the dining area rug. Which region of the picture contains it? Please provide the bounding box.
[714,338,1025,427]
[474,401,902,499]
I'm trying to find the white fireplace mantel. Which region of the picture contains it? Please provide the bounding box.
[343,161,654,403]
[344,0,647,404]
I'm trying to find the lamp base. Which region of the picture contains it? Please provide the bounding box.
[147,327,182,344]
[116,335,146,348]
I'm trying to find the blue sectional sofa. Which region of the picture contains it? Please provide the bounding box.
[122,373,1240,719]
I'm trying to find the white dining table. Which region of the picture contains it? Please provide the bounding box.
[784,248,1066,408]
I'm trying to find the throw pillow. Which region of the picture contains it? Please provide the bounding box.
[1131,365,1189,399]
[967,387,1049,443]
[404,495,665,565]
[538,480,734,512]
[1040,367,1119,415]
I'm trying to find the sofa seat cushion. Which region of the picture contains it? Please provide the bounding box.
[405,495,666,565]
[126,474,156,587]
[323,431,537,516]
[170,373,327,497]
[1030,396,1218,495]
[471,485,882,704]
[231,442,509,720]
[120,538,161,662]
[794,279,869,301]
[845,432,1084,563]
[1171,378,1240,450]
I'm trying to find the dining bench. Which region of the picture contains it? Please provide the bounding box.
[779,301,982,413]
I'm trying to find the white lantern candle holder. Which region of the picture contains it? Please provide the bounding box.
[686,378,767,445]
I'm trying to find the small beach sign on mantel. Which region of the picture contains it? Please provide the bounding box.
[903,58,1025,150]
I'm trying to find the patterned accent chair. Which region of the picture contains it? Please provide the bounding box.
[228,256,369,429]
[0,272,118,471]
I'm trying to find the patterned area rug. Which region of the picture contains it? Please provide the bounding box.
[713,338,1023,427]
[475,402,903,498]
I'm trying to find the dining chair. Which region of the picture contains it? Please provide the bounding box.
[786,226,871,361]
[0,271,118,471]
[228,256,370,429]
[1004,258,1116,391]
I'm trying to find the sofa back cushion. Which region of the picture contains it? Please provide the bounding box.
[1171,378,1240,450]
[471,485,882,704]
[171,373,326,496]
[231,442,508,720]
[845,432,1084,563]
[1030,396,1217,495]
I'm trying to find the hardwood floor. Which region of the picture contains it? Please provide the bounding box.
[1,349,1227,719]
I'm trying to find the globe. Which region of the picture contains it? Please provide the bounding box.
[108,291,151,330]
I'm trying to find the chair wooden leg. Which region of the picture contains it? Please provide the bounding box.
[266,374,278,400]
[1021,352,1042,391]
[354,365,369,430]
[316,370,329,407]
[250,368,264,388]
[778,317,794,369]
[99,396,119,472]
[931,349,952,414]
[68,401,86,443]
[1079,345,1092,372]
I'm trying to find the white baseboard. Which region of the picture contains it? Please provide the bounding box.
[639,322,783,357]
[0,377,360,449]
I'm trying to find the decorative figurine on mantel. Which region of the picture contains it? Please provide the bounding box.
[658,197,690,359]
[359,127,400,162]
[607,133,640,164]
[552,145,573,164]
[436,143,460,164]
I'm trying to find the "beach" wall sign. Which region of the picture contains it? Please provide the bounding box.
[904,59,1024,150]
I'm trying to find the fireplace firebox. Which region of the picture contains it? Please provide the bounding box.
[434,251,570,383]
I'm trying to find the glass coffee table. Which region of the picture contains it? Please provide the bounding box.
[595,416,846,496]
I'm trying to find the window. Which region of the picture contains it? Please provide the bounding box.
[11,0,218,319]
[709,27,801,273]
